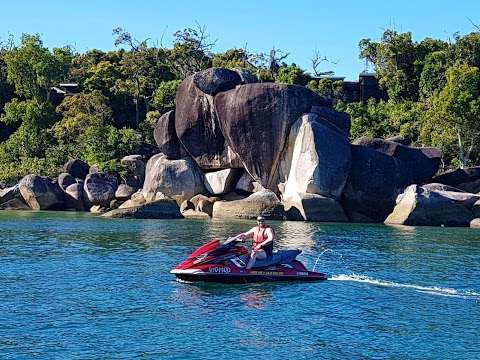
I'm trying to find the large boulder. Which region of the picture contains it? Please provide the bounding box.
[63,159,89,180]
[471,218,480,229]
[203,168,242,195]
[432,167,480,193]
[212,189,286,219]
[0,198,30,210]
[121,155,145,189]
[0,185,22,206]
[310,106,351,137]
[83,172,118,207]
[283,193,348,222]
[235,172,264,193]
[18,174,65,210]
[153,110,187,159]
[57,173,76,191]
[385,184,480,227]
[115,184,137,201]
[64,183,85,211]
[353,137,442,184]
[142,153,206,204]
[234,68,258,84]
[215,83,327,190]
[101,198,182,219]
[175,75,242,170]
[193,68,242,96]
[342,145,412,222]
[280,113,351,201]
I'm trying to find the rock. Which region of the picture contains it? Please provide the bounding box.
[284,193,348,222]
[115,184,137,201]
[175,75,242,170]
[203,168,242,195]
[84,172,118,207]
[234,68,258,84]
[18,174,64,210]
[109,199,123,210]
[119,191,146,209]
[180,199,194,213]
[64,183,85,211]
[89,165,100,174]
[470,218,480,229]
[90,205,107,214]
[386,135,412,146]
[385,184,480,227]
[0,198,30,210]
[310,106,351,137]
[235,172,264,193]
[221,192,246,201]
[280,113,351,201]
[212,189,286,219]
[197,198,218,217]
[353,137,442,184]
[121,155,145,189]
[64,159,89,180]
[57,172,76,191]
[182,209,210,219]
[153,110,187,159]
[142,153,206,204]
[0,185,21,205]
[193,68,242,96]
[473,200,480,218]
[342,145,412,222]
[422,183,465,193]
[190,194,211,208]
[101,198,182,219]
[215,83,327,190]
[432,167,480,187]
[457,179,480,194]
[188,194,219,216]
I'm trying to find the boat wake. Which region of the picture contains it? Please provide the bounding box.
[329,274,480,300]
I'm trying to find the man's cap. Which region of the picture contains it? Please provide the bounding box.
[257,216,265,221]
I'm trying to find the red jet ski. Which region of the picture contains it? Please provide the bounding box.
[171,237,327,283]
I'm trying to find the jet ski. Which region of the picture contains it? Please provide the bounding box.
[170,237,327,283]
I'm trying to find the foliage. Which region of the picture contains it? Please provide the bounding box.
[275,64,310,85]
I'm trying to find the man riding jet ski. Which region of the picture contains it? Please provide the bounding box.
[170,217,327,283]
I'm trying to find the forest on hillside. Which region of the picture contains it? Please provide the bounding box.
[1,25,480,184]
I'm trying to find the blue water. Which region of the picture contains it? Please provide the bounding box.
[1,211,479,359]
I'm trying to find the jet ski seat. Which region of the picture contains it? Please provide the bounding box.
[237,249,301,269]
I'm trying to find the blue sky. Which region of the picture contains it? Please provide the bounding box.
[1,0,479,80]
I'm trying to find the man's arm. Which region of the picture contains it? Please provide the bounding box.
[239,227,256,240]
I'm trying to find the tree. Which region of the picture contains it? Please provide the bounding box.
[169,24,214,78]
[421,64,480,167]
[4,34,72,101]
[419,50,449,99]
[275,64,310,85]
[113,28,174,128]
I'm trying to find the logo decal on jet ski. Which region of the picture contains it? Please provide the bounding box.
[250,271,283,276]
[208,266,231,274]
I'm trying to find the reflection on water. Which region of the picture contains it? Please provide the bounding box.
[240,287,273,310]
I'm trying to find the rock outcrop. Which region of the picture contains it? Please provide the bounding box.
[193,67,241,96]
[215,83,327,190]
[101,198,182,219]
[121,155,145,189]
[64,159,89,180]
[203,168,242,195]
[353,137,442,184]
[235,172,263,193]
[385,184,480,227]
[212,189,286,219]
[57,173,76,191]
[142,153,205,204]
[18,175,64,210]
[84,172,118,207]
[153,110,187,159]
[283,193,348,222]
[64,183,85,211]
[280,113,351,201]
[432,167,480,193]
[115,184,137,201]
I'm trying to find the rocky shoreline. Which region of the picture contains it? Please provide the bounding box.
[1,67,480,229]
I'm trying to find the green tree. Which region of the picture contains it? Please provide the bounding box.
[421,64,480,167]
[4,34,72,101]
[275,64,310,85]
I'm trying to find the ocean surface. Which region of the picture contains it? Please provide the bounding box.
[0,211,479,359]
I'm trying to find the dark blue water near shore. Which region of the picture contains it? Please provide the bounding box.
[1,211,479,359]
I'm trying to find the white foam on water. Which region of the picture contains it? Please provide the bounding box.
[329,274,480,300]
